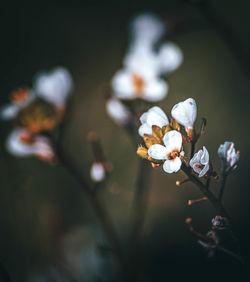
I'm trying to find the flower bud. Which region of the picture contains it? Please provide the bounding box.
[90,162,106,182]
[189,146,209,177]
[171,98,197,131]
[217,141,240,174]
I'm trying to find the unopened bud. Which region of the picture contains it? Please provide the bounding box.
[90,162,106,182]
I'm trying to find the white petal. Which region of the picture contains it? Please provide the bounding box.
[34,67,73,107]
[146,108,169,128]
[163,157,182,173]
[0,104,20,120]
[163,130,182,152]
[106,98,131,126]
[171,98,197,129]
[148,144,168,160]
[111,70,135,99]
[157,42,183,75]
[6,128,35,157]
[139,112,148,124]
[129,13,166,45]
[148,106,168,121]
[143,78,168,101]
[200,146,209,165]
[138,123,152,137]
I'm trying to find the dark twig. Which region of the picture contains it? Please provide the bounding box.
[219,173,227,202]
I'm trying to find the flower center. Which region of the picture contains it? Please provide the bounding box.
[167,151,180,160]
[10,88,31,104]
[132,73,145,96]
[195,163,205,170]
[19,132,35,145]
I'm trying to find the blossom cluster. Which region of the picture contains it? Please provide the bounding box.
[1,67,73,163]
[136,98,240,176]
[106,13,183,127]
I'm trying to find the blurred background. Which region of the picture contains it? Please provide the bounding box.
[1,0,250,281]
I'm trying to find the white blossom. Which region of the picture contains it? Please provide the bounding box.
[6,128,54,162]
[190,146,209,177]
[112,69,168,101]
[34,67,73,108]
[106,97,131,126]
[138,106,169,137]
[148,130,184,173]
[157,42,183,75]
[217,141,240,173]
[171,98,197,130]
[90,162,105,182]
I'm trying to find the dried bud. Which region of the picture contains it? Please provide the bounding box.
[136,146,148,159]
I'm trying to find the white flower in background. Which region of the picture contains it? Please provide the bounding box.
[157,42,183,74]
[217,141,240,173]
[129,13,166,45]
[190,146,209,177]
[0,88,34,121]
[148,130,184,173]
[34,67,73,108]
[105,97,132,126]
[171,98,197,132]
[90,162,106,182]
[6,128,55,162]
[139,106,169,137]
[112,69,168,102]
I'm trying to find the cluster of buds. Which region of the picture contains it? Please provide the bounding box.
[1,67,73,163]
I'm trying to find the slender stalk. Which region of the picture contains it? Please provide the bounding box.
[182,163,230,218]
[206,177,211,191]
[219,173,227,202]
[190,141,196,159]
[129,159,151,245]
[56,148,127,280]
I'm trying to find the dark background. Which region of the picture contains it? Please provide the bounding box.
[1,0,250,281]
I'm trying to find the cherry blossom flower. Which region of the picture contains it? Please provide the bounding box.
[105,97,132,126]
[90,162,106,182]
[6,128,55,163]
[171,98,197,135]
[157,42,183,74]
[148,130,184,173]
[138,106,169,137]
[129,13,166,46]
[217,141,240,173]
[34,67,73,109]
[190,146,209,177]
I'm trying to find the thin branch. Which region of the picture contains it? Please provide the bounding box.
[219,173,227,202]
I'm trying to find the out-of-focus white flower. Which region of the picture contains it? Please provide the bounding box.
[157,42,183,74]
[211,216,229,230]
[139,106,169,137]
[148,130,184,173]
[129,13,166,45]
[124,44,159,77]
[90,162,106,182]
[0,88,34,120]
[6,128,55,162]
[190,146,209,177]
[171,98,197,132]
[34,67,73,108]
[217,141,240,173]
[105,97,131,126]
[112,70,168,101]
